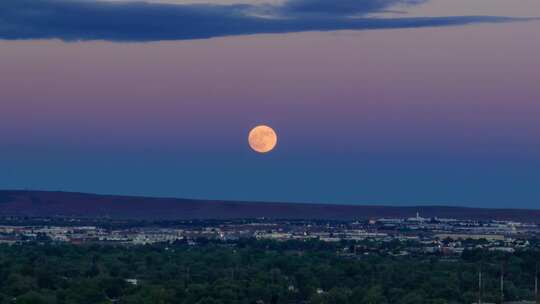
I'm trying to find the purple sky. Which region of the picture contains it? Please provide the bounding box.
[1,0,539,207]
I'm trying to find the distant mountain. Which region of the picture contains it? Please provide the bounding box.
[0,190,539,222]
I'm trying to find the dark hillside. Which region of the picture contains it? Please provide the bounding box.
[0,190,538,222]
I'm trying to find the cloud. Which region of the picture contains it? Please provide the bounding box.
[0,0,533,42]
[277,0,426,16]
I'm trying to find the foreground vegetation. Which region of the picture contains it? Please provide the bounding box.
[0,239,539,304]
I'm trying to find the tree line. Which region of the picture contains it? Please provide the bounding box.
[0,239,538,304]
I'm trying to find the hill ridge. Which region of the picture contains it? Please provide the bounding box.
[0,190,538,222]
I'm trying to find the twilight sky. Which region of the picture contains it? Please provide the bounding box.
[1,0,539,208]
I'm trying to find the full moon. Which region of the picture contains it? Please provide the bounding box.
[248,125,277,153]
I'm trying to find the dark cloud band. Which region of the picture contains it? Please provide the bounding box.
[0,0,533,42]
